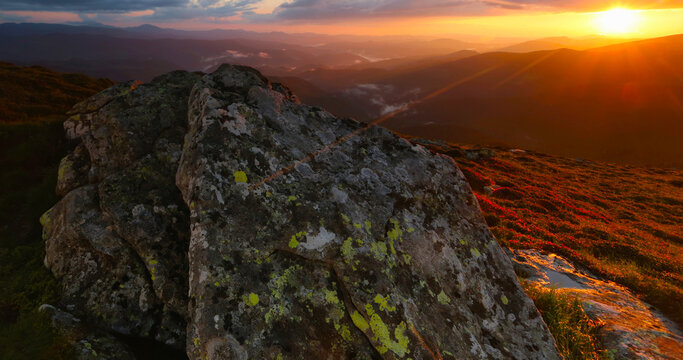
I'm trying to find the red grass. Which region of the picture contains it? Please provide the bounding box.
[410,138,683,326]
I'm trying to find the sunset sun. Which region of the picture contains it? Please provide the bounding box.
[595,8,641,35]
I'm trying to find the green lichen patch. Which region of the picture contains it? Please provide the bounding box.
[324,289,340,305]
[364,221,372,233]
[386,218,403,242]
[244,292,259,307]
[57,157,73,181]
[288,231,306,248]
[351,310,369,332]
[373,294,397,312]
[341,237,355,264]
[362,304,411,357]
[233,170,248,183]
[437,290,451,305]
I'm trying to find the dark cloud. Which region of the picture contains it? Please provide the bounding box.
[0,12,31,22]
[0,0,187,12]
[0,0,260,22]
[1,0,681,23]
[271,0,484,19]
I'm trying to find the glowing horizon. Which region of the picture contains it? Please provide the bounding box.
[1,5,682,41]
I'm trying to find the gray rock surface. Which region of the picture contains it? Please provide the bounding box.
[177,64,560,359]
[43,64,561,359]
[42,71,201,348]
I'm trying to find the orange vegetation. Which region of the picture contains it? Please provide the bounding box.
[410,137,683,326]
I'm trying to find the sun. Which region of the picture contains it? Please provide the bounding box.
[595,8,641,35]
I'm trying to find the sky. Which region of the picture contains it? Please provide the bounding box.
[0,0,682,39]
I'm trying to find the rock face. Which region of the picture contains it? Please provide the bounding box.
[43,64,561,359]
[42,71,201,348]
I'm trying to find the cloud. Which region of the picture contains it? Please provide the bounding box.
[0,0,186,12]
[0,11,31,22]
[0,0,261,21]
[270,0,486,20]
[1,0,681,24]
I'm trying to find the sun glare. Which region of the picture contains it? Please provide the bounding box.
[595,8,641,35]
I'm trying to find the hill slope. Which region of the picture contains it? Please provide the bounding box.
[0,63,113,359]
[0,62,113,123]
[496,36,634,53]
[410,137,683,327]
[288,35,683,167]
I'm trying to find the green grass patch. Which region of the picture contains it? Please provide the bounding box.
[522,282,611,360]
[0,310,75,360]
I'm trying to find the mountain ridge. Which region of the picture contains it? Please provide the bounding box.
[284,34,683,167]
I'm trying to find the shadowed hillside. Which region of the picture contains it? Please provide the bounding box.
[0,63,113,359]
[0,62,113,123]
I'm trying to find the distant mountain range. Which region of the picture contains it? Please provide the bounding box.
[497,36,636,53]
[1,22,679,167]
[0,24,368,81]
[0,23,487,81]
[0,22,638,82]
[281,35,683,167]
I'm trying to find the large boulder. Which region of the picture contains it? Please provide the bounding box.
[176,65,560,359]
[42,71,201,348]
[43,64,561,359]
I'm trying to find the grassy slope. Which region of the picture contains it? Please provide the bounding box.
[0,62,113,123]
[412,138,683,327]
[0,63,113,360]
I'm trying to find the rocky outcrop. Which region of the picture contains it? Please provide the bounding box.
[42,71,201,348]
[42,64,561,359]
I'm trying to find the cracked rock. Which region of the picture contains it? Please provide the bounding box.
[44,64,561,359]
